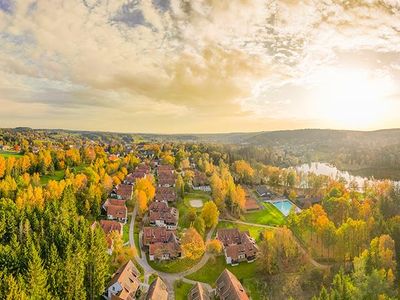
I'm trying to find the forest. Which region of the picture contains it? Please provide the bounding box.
[0,127,399,299]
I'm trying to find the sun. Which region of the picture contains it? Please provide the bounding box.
[313,67,394,129]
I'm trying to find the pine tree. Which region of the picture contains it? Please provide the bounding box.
[86,228,110,300]
[26,244,50,299]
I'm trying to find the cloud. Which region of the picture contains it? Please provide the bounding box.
[0,0,399,132]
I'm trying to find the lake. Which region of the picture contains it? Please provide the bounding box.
[296,162,400,187]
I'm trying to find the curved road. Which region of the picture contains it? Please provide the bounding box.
[129,204,214,299]
[130,206,330,299]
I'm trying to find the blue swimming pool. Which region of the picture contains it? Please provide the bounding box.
[272,200,295,216]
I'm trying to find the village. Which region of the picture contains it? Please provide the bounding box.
[96,147,311,300]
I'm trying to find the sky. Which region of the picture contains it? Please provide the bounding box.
[0,0,400,133]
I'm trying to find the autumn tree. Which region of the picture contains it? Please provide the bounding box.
[201,201,219,229]
[181,228,205,260]
[206,239,223,255]
[135,177,155,201]
[232,160,254,184]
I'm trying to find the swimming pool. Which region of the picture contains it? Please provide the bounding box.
[272,200,296,216]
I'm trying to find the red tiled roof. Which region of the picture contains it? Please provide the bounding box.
[216,269,249,300]
[100,220,122,235]
[107,205,127,218]
[109,260,141,300]
[115,184,133,200]
[155,187,176,202]
[148,202,178,225]
[217,229,258,262]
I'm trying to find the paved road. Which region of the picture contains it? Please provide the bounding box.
[129,204,214,299]
[129,206,330,299]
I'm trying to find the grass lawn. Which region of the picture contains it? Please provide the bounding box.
[216,221,268,242]
[244,202,286,226]
[39,164,88,185]
[186,255,260,298]
[0,150,23,158]
[148,256,202,273]
[176,191,211,229]
[134,219,142,258]
[174,281,193,300]
[148,273,158,285]
[40,170,65,185]
[123,221,130,243]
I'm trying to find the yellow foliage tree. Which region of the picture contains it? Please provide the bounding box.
[181,228,205,260]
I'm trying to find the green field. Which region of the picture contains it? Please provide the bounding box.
[244,202,286,226]
[186,255,260,298]
[40,170,66,185]
[174,281,193,300]
[0,150,23,158]
[148,256,202,273]
[40,164,88,185]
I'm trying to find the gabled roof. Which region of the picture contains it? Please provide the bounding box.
[188,282,211,300]
[148,201,178,224]
[146,277,168,300]
[99,220,122,235]
[216,269,249,300]
[107,205,127,218]
[109,260,141,300]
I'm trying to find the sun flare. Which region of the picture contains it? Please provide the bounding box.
[314,68,394,129]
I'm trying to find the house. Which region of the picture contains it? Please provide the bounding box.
[106,205,128,223]
[99,219,123,235]
[148,201,179,230]
[215,269,249,300]
[157,164,174,175]
[217,228,258,265]
[108,154,120,162]
[155,187,176,203]
[91,220,123,254]
[244,189,260,212]
[255,185,274,198]
[103,198,127,211]
[107,260,141,300]
[125,164,150,184]
[188,282,211,300]
[193,171,208,187]
[296,196,322,209]
[157,173,176,187]
[142,227,181,261]
[111,184,133,200]
[146,277,168,300]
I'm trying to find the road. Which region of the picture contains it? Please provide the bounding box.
[129,204,214,299]
[129,206,330,299]
[219,218,331,270]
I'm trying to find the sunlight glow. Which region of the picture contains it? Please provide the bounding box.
[313,68,395,129]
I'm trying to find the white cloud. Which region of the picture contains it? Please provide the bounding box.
[0,0,399,132]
